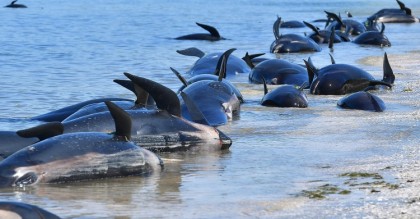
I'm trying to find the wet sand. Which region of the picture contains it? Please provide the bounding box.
[245,51,420,218]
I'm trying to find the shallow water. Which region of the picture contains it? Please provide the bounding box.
[0,0,419,218]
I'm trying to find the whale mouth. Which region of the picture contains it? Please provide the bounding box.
[218,130,232,150]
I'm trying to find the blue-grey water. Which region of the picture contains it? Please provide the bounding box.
[1,0,419,218]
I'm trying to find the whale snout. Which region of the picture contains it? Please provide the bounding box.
[218,130,232,150]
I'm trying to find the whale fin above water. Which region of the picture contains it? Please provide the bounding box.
[113,79,150,107]
[196,22,221,38]
[105,101,132,141]
[176,47,205,58]
[215,48,236,80]
[170,67,189,87]
[16,122,64,141]
[273,16,282,40]
[303,59,315,85]
[303,21,321,36]
[329,53,336,64]
[180,92,210,125]
[382,52,395,84]
[242,52,255,69]
[124,73,181,117]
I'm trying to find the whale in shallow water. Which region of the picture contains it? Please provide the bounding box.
[260,79,308,108]
[176,47,250,77]
[337,91,386,112]
[304,53,394,95]
[0,101,163,188]
[0,202,60,219]
[270,16,321,53]
[175,49,241,126]
[353,23,391,47]
[4,0,27,8]
[366,0,419,23]
[175,22,225,41]
[31,97,132,122]
[63,74,233,152]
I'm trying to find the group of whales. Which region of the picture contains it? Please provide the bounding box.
[0,0,414,217]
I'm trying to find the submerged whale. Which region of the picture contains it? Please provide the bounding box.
[0,101,163,188]
[175,22,225,41]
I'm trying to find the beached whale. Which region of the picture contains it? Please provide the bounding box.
[260,79,308,108]
[304,53,394,95]
[246,56,309,86]
[176,47,250,77]
[337,91,386,112]
[0,101,163,188]
[366,0,419,23]
[177,49,241,126]
[270,16,321,53]
[353,23,391,47]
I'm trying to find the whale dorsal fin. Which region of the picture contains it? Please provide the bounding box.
[262,77,268,95]
[380,23,385,34]
[382,52,395,84]
[170,67,189,87]
[328,28,335,50]
[328,53,336,64]
[242,52,255,69]
[273,16,282,40]
[105,101,132,141]
[196,22,221,38]
[403,7,412,16]
[303,21,321,36]
[325,11,344,27]
[345,11,353,18]
[16,122,64,141]
[215,48,236,80]
[397,0,406,10]
[176,47,205,58]
[180,92,210,125]
[113,79,149,106]
[304,59,315,85]
[124,73,181,117]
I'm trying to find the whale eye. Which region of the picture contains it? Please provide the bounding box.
[14,172,38,187]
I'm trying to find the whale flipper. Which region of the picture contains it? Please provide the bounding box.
[196,22,221,38]
[124,73,181,117]
[16,122,64,141]
[176,47,205,58]
[382,52,395,84]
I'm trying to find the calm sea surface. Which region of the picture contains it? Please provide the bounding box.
[0,0,419,218]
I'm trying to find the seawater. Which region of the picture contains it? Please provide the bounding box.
[0,0,419,218]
